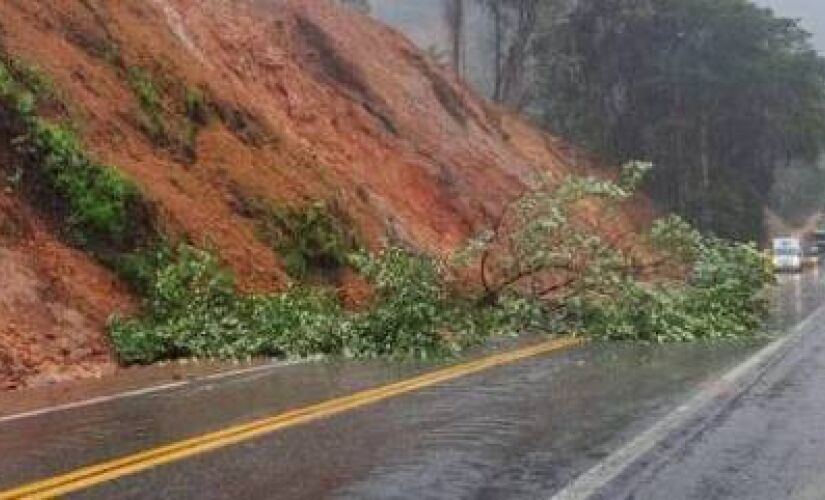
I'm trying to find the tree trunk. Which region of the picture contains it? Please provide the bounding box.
[492,3,503,101]
[699,120,712,231]
[445,0,465,76]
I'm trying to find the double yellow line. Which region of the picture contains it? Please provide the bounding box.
[0,337,582,499]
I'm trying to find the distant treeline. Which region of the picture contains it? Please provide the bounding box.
[533,0,825,241]
[374,0,825,241]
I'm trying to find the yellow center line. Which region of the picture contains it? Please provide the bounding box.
[0,337,583,500]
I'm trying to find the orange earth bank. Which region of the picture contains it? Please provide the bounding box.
[0,0,650,388]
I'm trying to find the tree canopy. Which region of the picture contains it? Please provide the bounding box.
[533,0,825,240]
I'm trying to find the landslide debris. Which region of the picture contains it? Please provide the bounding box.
[0,0,647,388]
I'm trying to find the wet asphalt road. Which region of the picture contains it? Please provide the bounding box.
[0,269,824,499]
[599,271,825,500]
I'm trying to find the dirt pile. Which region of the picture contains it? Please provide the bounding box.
[0,188,133,388]
[0,0,648,388]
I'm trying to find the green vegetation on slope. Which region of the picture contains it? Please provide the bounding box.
[126,66,166,145]
[0,55,773,368]
[126,65,213,160]
[0,59,154,254]
[28,122,149,249]
[241,197,361,281]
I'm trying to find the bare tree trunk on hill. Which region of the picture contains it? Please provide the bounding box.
[480,0,541,110]
[490,1,504,101]
[445,0,466,76]
[499,0,539,109]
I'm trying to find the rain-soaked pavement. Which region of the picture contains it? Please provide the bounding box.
[1,268,824,499]
[598,269,825,500]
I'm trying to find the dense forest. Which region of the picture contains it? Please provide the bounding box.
[535,0,825,240]
[360,0,825,241]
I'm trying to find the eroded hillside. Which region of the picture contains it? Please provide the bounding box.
[0,0,647,388]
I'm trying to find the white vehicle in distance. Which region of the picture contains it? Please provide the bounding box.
[803,244,822,268]
[772,237,803,273]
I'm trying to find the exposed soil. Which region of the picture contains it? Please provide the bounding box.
[0,188,134,388]
[0,0,651,389]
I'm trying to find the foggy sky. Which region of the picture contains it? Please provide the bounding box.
[370,0,825,54]
[370,0,445,48]
[755,0,825,52]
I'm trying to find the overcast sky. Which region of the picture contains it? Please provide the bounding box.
[370,0,444,46]
[371,0,825,53]
[755,0,825,51]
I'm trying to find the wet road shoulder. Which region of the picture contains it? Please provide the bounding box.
[554,303,825,500]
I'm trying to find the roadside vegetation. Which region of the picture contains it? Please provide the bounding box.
[0,55,773,367]
[577,219,771,341]
[111,162,772,364]
[455,162,773,343]
[109,245,506,363]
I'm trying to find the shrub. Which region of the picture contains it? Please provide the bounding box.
[125,68,213,160]
[109,245,516,364]
[0,61,36,116]
[569,235,772,342]
[107,244,175,295]
[253,200,360,281]
[111,245,251,363]
[455,161,772,344]
[8,59,55,99]
[127,66,166,143]
[127,67,162,116]
[180,87,211,159]
[0,58,55,109]
[245,288,345,357]
[650,215,703,265]
[0,58,154,253]
[110,245,347,364]
[343,248,452,357]
[27,120,149,249]
[184,87,210,125]
[343,248,543,357]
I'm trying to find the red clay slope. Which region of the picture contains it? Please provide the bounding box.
[0,0,648,388]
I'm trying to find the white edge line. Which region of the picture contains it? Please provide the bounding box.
[0,359,315,425]
[0,381,188,424]
[550,304,825,500]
